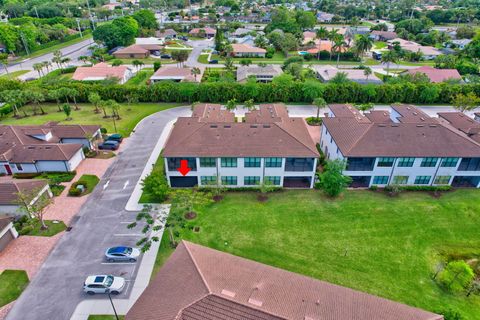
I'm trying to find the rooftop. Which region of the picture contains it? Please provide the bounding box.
[236,64,283,82]
[72,62,130,81]
[0,179,48,205]
[406,66,462,83]
[231,43,267,53]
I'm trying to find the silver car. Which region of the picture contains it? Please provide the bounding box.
[83,275,125,295]
[105,246,140,262]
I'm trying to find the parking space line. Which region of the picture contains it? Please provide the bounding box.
[113,233,143,236]
[101,262,137,265]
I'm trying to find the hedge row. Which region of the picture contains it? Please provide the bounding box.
[3,78,480,104]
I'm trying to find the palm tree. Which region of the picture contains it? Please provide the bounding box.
[313,97,326,120]
[191,67,201,81]
[88,92,102,114]
[333,37,347,68]
[363,67,372,81]
[381,50,398,76]
[315,27,328,60]
[354,34,374,59]
[78,55,89,64]
[42,61,51,73]
[328,30,341,60]
[52,50,63,70]
[33,63,44,77]
[61,57,71,68]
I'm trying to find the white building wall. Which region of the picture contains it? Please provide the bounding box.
[35,160,69,172]
[67,149,85,171]
[320,126,344,161]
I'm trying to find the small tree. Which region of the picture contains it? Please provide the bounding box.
[313,97,326,120]
[63,103,72,120]
[225,98,237,111]
[437,260,475,293]
[15,188,53,230]
[363,67,372,81]
[27,89,46,115]
[132,59,144,72]
[318,159,352,197]
[88,92,102,114]
[355,103,374,112]
[170,188,213,215]
[127,204,166,252]
[153,61,161,71]
[48,89,62,112]
[224,56,234,71]
[240,58,252,66]
[244,99,256,111]
[0,53,9,74]
[191,67,201,81]
[141,171,169,202]
[452,92,480,113]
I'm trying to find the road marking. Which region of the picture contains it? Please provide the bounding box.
[119,221,134,224]
[113,233,143,237]
[123,180,130,190]
[101,262,137,265]
[103,180,110,190]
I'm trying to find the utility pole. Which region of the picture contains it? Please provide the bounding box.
[34,6,39,19]
[76,18,83,38]
[19,31,30,56]
[86,0,96,30]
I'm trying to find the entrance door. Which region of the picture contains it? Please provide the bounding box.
[4,165,12,175]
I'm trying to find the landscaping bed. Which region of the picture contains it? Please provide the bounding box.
[68,174,99,196]
[14,217,67,236]
[0,270,29,308]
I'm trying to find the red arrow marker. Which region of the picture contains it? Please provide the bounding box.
[177,159,191,176]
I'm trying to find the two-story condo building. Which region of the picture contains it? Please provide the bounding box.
[320,104,480,188]
[162,104,319,188]
[0,124,101,175]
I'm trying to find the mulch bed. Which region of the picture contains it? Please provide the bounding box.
[257,194,268,202]
[213,195,224,202]
[184,211,197,220]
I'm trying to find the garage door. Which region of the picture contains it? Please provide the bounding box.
[170,176,198,188]
[0,230,14,252]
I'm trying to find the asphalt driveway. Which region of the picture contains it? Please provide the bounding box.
[6,106,191,320]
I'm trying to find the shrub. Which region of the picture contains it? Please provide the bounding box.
[100,127,108,134]
[435,308,464,320]
[153,61,161,71]
[13,173,41,179]
[68,182,84,196]
[306,116,322,125]
[384,185,451,192]
[61,66,77,74]
[318,159,352,197]
[111,59,123,66]
[141,171,169,202]
[437,260,474,293]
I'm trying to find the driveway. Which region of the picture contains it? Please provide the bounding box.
[5,107,191,320]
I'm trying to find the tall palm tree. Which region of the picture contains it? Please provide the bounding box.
[363,67,372,81]
[33,63,44,77]
[328,29,341,60]
[315,27,328,60]
[381,50,398,76]
[313,97,326,120]
[191,67,201,81]
[333,37,347,68]
[354,34,374,59]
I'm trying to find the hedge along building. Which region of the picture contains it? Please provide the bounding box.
[162,104,319,188]
[320,104,480,188]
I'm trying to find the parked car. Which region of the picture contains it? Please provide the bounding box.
[98,140,119,150]
[105,246,141,262]
[83,275,125,295]
[106,134,123,143]
[152,50,161,56]
[161,54,172,59]
[208,59,219,64]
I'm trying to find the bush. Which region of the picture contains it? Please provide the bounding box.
[13,173,41,179]
[437,260,474,293]
[141,171,169,202]
[153,61,161,71]
[100,127,108,134]
[384,185,451,192]
[306,116,322,125]
[435,308,464,320]
[61,66,77,74]
[68,182,84,196]
[111,59,123,66]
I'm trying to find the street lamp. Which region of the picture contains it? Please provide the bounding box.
[76,18,83,38]
[106,290,120,320]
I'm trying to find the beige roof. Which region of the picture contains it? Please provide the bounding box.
[150,66,203,82]
[313,66,382,83]
[189,27,216,34]
[0,179,48,205]
[126,241,443,320]
[162,104,319,158]
[231,43,267,54]
[236,64,283,82]
[406,66,462,83]
[113,45,149,55]
[72,63,129,81]
[323,104,480,157]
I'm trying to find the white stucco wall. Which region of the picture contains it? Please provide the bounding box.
[67,149,85,171]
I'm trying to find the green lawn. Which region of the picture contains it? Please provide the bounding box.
[158,189,480,319]
[125,70,154,85]
[0,103,182,137]
[0,270,29,307]
[0,70,29,79]
[70,174,99,196]
[373,41,387,50]
[21,220,67,236]
[197,53,210,64]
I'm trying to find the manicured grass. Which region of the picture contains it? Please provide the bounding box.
[139,157,165,203]
[107,58,175,65]
[75,174,100,195]
[22,220,67,236]
[87,316,125,320]
[152,231,175,277]
[373,41,387,49]
[0,103,182,137]
[197,53,210,64]
[0,70,29,79]
[0,270,29,307]
[160,189,480,319]
[125,70,154,85]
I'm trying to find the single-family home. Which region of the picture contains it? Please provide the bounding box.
[405,66,462,83]
[0,179,52,216]
[320,104,480,188]
[447,39,472,49]
[236,64,283,83]
[126,241,443,320]
[303,31,317,44]
[162,103,319,188]
[306,40,347,55]
[387,38,442,60]
[317,11,334,23]
[370,31,398,41]
[0,124,101,175]
[231,27,251,37]
[0,216,18,252]
[72,62,133,84]
[230,43,267,57]
[189,27,216,38]
[150,66,203,83]
[113,43,162,59]
[155,28,177,40]
[313,65,383,84]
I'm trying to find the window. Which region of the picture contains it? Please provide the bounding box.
[377,157,394,167]
[458,158,480,171]
[420,158,438,167]
[244,157,261,167]
[414,176,431,184]
[434,176,451,185]
[372,176,389,184]
[392,176,409,184]
[265,157,282,168]
[346,158,375,171]
[200,158,216,167]
[200,176,217,185]
[264,176,281,185]
[285,158,315,172]
[167,158,197,171]
[15,163,23,171]
[221,158,237,167]
[397,158,415,167]
[221,176,237,185]
[244,176,260,185]
[440,158,459,167]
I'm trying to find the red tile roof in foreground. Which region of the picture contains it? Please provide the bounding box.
[162,103,319,157]
[406,66,462,83]
[126,241,443,320]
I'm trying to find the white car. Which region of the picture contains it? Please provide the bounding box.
[83,275,125,295]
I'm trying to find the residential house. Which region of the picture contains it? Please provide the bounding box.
[162,104,319,188]
[370,31,398,41]
[150,66,203,83]
[0,124,100,175]
[155,28,177,40]
[232,27,251,37]
[126,241,443,320]
[303,31,317,44]
[317,11,334,23]
[230,43,267,57]
[189,27,216,38]
[313,65,383,84]
[113,44,162,59]
[405,66,462,83]
[0,216,17,252]
[72,63,133,84]
[0,179,52,216]
[320,104,480,188]
[236,64,283,83]
[437,112,480,144]
[229,35,255,46]
[448,39,471,49]
[306,40,347,54]
[387,38,442,60]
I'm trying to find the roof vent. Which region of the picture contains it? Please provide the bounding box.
[221,289,236,298]
[27,146,35,149]
[248,298,263,307]
[413,112,418,115]
[224,125,231,128]
[263,125,271,128]
[416,124,424,127]
[250,125,258,128]
[391,124,399,127]
[420,117,425,121]
[429,124,437,127]
[210,125,218,128]
[378,124,386,127]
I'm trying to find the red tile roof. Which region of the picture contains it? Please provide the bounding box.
[231,43,267,54]
[406,66,462,83]
[126,241,443,320]
[72,62,129,81]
